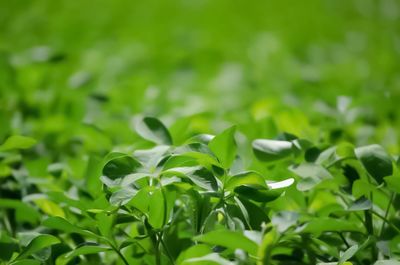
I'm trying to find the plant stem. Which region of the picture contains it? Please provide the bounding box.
[153,233,161,265]
[161,237,176,265]
[372,210,400,234]
[364,209,377,260]
[366,172,377,261]
[110,244,130,265]
[338,232,350,248]
[380,192,395,237]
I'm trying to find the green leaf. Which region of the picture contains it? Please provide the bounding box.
[347,197,372,211]
[135,116,172,145]
[271,211,299,232]
[234,185,283,203]
[9,260,41,265]
[257,228,278,264]
[127,186,153,213]
[374,261,400,265]
[42,217,99,238]
[56,245,111,265]
[225,171,267,190]
[0,135,37,151]
[85,155,103,197]
[384,164,400,194]
[163,166,218,191]
[338,245,358,265]
[162,155,199,170]
[181,253,232,265]
[355,144,393,184]
[352,179,376,198]
[148,189,166,229]
[177,244,212,264]
[290,163,332,191]
[102,153,141,179]
[208,126,237,169]
[0,199,41,224]
[300,217,363,236]
[252,139,293,162]
[194,230,258,256]
[32,198,65,218]
[336,142,356,159]
[16,234,60,260]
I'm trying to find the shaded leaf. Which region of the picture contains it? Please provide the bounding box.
[0,199,40,224]
[234,185,283,203]
[56,245,111,265]
[347,197,372,211]
[225,171,267,190]
[163,166,217,191]
[355,144,393,184]
[16,234,60,260]
[103,153,141,179]
[42,217,99,238]
[135,116,172,145]
[300,217,363,236]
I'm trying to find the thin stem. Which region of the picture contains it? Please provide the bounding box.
[161,237,176,265]
[380,192,395,237]
[334,191,364,224]
[372,210,400,234]
[338,232,363,265]
[153,233,161,265]
[366,172,377,261]
[110,244,130,265]
[338,232,350,248]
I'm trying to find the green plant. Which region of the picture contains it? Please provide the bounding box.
[1,117,399,264]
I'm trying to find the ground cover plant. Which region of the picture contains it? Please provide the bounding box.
[1,0,400,264]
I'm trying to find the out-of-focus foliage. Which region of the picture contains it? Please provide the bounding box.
[0,0,400,264]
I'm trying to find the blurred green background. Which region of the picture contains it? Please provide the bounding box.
[1,0,400,154]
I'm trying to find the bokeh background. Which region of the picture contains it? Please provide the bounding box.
[1,0,400,154]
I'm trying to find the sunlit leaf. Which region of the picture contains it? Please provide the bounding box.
[0,135,37,151]
[208,126,237,169]
[56,245,111,265]
[252,139,293,162]
[194,229,258,256]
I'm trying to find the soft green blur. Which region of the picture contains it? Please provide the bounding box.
[1,0,399,153]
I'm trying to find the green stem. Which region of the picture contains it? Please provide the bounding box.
[372,210,400,234]
[153,233,161,265]
[338,232,363,265]
[161,237,176,265]
[380,192,395,236]
[110,244,130,265]
[366,171,377,261]
[302,235,316,264]
[364,209,377,260]
[338,232,350,248]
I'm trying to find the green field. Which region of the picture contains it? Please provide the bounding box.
[1,1,400,264]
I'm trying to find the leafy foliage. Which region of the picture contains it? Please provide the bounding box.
[1,116,400,264]
[1,1,400,264]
